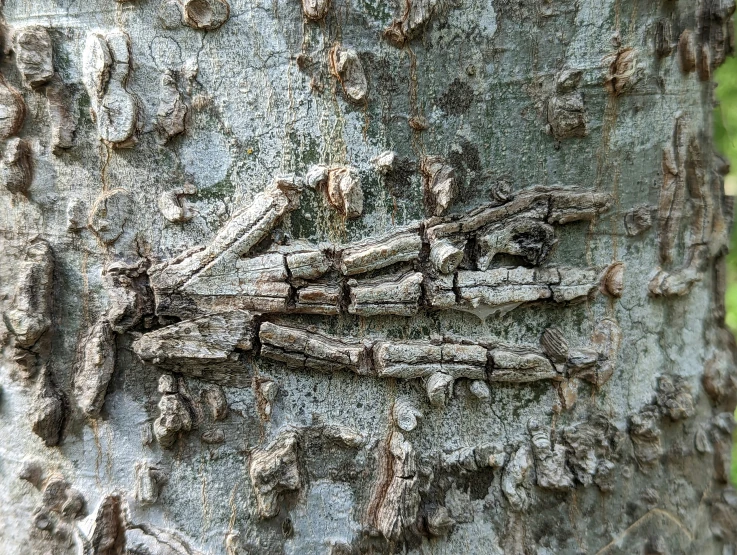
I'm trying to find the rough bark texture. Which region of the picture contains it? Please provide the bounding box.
[0,0,736,554]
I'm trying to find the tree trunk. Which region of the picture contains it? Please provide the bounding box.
[1,0,736,553]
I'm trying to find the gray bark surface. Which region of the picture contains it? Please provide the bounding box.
[0,0,736,553]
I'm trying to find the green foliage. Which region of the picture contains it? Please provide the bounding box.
[714,52,737,487]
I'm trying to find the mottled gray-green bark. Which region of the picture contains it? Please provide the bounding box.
[1,0,737,553]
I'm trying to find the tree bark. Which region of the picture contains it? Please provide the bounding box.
[1,0,736,554]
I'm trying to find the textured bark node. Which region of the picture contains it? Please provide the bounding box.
[45,74,76,153]
[0,74,25,139]
[182,0,230,30]
[82,30,140,148]
[73,319,116,417]
[300,0,331,21]
[156,70,189,144]
[546,69,589,139]
[0,0,736,553]
[14,26,54,89]
[1,137,33,195]
[329,44,368,104]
